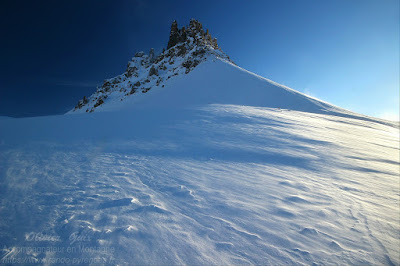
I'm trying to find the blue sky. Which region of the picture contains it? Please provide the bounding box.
[0,0,398,119]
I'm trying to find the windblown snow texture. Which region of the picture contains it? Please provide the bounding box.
[1,103,398,265]
[0,19,399,265]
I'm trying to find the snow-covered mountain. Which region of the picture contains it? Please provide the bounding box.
[65,21,327,116]
[69,19,232,114]
[67,19,393,128]
[0,19,399,265]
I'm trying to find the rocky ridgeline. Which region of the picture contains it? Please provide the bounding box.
[167,19,219,49]
[72,19,232,113]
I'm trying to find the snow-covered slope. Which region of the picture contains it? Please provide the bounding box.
[0,104,399,265]
[1,19,399,265]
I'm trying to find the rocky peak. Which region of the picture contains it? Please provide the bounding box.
[167,19,219,50]
[70,19,232,114]
[167,20,180,49]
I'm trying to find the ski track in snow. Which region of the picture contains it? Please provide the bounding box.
[0,105,399,265]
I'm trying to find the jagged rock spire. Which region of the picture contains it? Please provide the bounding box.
[149,48,155,63]
[167,20,180,49]
[166,19,219,50]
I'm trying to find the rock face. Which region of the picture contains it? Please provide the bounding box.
[71,19,232,113]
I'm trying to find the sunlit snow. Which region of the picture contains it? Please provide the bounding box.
[0,58,399,265]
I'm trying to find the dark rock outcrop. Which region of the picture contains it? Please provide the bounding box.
[166,19,219,50]
[94,97,104,108]
[167,20,180,49]
[149,66,158,76]
[134,51,145,57]
[74,96,89,110]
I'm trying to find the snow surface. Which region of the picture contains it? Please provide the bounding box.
[1,57,399,265]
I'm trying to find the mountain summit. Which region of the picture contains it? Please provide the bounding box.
[70,19,232,113]
[68,19,391,127]
[167,19,219,50]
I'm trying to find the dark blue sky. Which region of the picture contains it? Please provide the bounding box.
[0,0,398,119]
